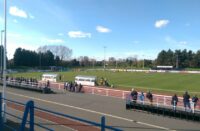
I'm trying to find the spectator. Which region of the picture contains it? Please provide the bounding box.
[139,92,145,104]
[74,82,78,92]
[171,94,178,111]
[146,91,153,105]
[192,95,199,109]
[69,82,73,91]
[78,83,83,92]
[47,80,50,88]
[100,77,104,86]
[71,82,75,92]
[64,82,68,91]
[131,88,138,103]
[59,75,62,81]
[183,91,191,111]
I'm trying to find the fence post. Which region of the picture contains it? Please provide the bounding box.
[192,102,195,113]
[30,101,34,131]
[101,116,105,131]
[92,88,94,94]
[122,92,125,99]
[0,93,2,130]
[106,90,108,96]
[156,97,159,107]
[20,100,34,131]
[164,96,166,106]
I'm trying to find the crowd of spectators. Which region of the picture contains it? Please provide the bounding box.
[64,81,83,93]
[5,76,38,86]
[130,89,199,112]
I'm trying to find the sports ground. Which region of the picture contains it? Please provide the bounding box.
[9,70,200,96]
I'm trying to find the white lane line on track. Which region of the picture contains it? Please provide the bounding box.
[6,91,175,131]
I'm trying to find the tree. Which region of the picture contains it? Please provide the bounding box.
[41,50,55,66]
[13,48,22,66]
[108,57,116,67]
[55,56,61,66]
[13,48,55,67]
[37,45,72,61]
[156,49,174,66]
[193,50,200,68]
[156,50,167,65]
[78,56,90,67]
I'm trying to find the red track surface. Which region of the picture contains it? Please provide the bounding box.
[7,102,100,131]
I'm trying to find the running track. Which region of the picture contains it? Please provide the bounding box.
[1,87,200,131]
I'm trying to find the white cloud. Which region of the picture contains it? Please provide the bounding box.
[58,33,63,36]
[165,36,176,44]
[165,36,189,49]
[9,6,28,18]
[42,38,64,43]
[133,40,140,44]
[185,23,190,27]
[7,42,37,59]
[8,33,22,38]
[29,14,35,19]
[13,19,18,23]
[7,34,38,59]
[179,41,187,45]
[0,17,3,23]
[96,25,111,33]
[104,50,156,60]
[155,19,169,28]
[68,31,91,38]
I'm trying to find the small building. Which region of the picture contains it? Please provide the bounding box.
[42,73,58,82]
[152,66,174,70]
[75,75,97,86]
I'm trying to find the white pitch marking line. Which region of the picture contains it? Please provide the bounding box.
[6,91,175,131]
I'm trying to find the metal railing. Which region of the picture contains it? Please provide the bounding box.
[0,92,122,131]
[125,94,200,115]
[82,86,200,111]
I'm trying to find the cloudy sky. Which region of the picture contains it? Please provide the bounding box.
[0,0,200,60]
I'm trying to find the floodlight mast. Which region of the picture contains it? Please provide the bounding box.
[1,30,4,77]
[103,46,106,70]
[3,0,7,122]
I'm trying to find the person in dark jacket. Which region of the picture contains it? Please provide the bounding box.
[131,88,138,103]
[47,80,50,88]
[78,83,83,92]
[192,95,199,109]
[146,91,153,105]
[183,91,190,111]
[171,94,178,111]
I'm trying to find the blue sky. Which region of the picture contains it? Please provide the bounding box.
[0,0,200,60]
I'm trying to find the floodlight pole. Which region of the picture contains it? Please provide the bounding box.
[176,54,179,69]
[103,46,106,70]
[39,52,41,69]
[92,57,95,69]
[1,30,4,77]
[142,55,145,69]
[3,0,7,122]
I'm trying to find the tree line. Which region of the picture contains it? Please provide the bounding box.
[156,49,200,68]
[4,46,200,69]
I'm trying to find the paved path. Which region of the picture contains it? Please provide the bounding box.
[1,87,200,131]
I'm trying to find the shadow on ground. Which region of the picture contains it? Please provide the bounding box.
[3,119,29,131]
